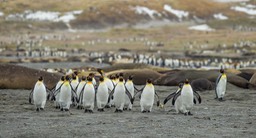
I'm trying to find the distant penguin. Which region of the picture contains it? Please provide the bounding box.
[76,76,87,109]
[81,76,95,113]
[96,76,109,112]
[54,76,65,109]
[172,79,201,115]
[29,76,47,111]
[124,76,135,110]
[215,68,227,101]
[58,76,74,111]
[110,77,133,112]
[139,79,160,113]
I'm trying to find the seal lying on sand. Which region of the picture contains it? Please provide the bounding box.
[0,64,61,89]
[104,69,164,85]
[155,70,250,89]
[191,78,215,91]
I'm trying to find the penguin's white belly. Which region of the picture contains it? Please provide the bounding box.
[179,86,194,113]
[59,85,72,108]
[83,85,95,107]
[33,84,47,107]
[113,85,125,109]
[96,85,109,107]
[181,94,193,111]
[140,87,154,108]
[217,78,227,98]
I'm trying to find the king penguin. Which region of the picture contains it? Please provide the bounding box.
[110,77,133,112]
[59,76,73,111]
[29,76,47,111]
[96,76,109,112]
[215,68,227,101]
[139,79,160,113]
[172,79,201,115]
[97,69,115,108]
[124,75,135,110]
[82,76,95,113]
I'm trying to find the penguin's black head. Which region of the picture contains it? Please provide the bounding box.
[110,75,116,80]
[65,76,70,81]
[220,69,224,74]
[119,73,124,77]
[147,79,152,84]
[119,77,124,82]
[74,71,78,75]
[89,73,95,77]
[128,75,133,80]
[61,76,65,81]
[99,76,104,82]
[87,76,93,82]
[184,79,189,84]
[38,76,43,81]
[72,74,76,80]
[115,74,120,79]
[81,76,86,81]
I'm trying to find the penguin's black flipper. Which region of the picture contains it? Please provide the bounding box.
[52,83,64,96]
[78,87,85,105]
[193,98,197,104]
[163,91,177,105]
[193,91,202,104]
[155,92,160,106]
[108,88,115,103]
[29,89,34,104]
[172,91,181,106]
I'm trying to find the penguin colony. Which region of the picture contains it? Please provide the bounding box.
[29,68,227,115]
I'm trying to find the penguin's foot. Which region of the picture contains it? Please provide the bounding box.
[40,108,44,111]
[84,109,88,113]
[142,110,147,113]
[105,105,111,108]
[88,110,93,113]
[123,108,127,111]
[188,111,193,116]
[147,110,151,113]
[55,106,60,109]
[36,108,40,112]
[115,109,123,113]
[60,108,64,111]
[111,105,116,107]
[218,98,224,101]
[128,108,132,111]
[98,109,104,112]
[64,109,69,112]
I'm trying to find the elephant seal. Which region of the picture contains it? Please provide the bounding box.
[105,69,164,85]
[102,63,168,72]
[0,64,61,89]
[154,70,250,89]
[191,78,215,91]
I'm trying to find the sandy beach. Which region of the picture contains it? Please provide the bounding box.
[0,83,255,138]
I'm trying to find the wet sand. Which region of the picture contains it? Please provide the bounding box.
[0,83,255,138]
